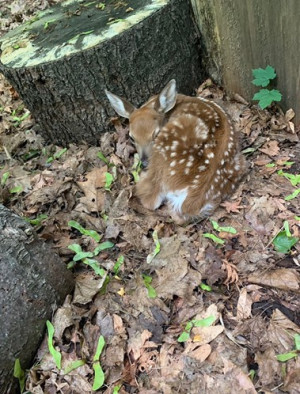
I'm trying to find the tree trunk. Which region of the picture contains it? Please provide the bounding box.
[191,0,300,123]
[0,205,74,394]
[0,0,205,145]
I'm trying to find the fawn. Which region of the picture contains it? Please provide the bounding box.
[105,80,245,223]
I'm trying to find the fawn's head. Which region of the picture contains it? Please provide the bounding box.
[105,80,177,166]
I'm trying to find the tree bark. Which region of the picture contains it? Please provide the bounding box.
[0,0,205,145]
[191,0,300,123]
[0,205,74,394]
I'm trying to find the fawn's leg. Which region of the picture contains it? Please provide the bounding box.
[135,172,164,211]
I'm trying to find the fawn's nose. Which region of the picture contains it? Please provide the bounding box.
[141,158,148,169]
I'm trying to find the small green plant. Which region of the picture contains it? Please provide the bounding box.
[68,242,113,275]
[203,220,237,245]
[104,172,114,191]
[22,149,41,161]
[202,233,225,245]
[113,255,124,275]
[63,359,86,374]
[46,320,61,369]
[142,274,157,298]
[9,185,23,194]
[178,316,215,343]
[146,230,161,263]
[248,369,256,381]
[1,171,10,186]
[210,220,237,234]
[273,221,298,254]
[278,170,300,187]
[113,385,122,393]
[25,214,48,226]
[46,148,67,163]
[92,335,105,390]
[276,334,300,362]
[68,221,114,274]
[12,111,30,126]
[131,153,142,183]
[277,169,300,201]
[68,220,101,242]
[252,66,282,109]
[13,359,25,393]
[199,282,212,292]
[285,189,300,201]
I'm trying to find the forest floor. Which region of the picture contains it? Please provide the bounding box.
[1,1,300,394]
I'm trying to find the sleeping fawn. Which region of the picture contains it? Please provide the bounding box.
[105,80,245,223]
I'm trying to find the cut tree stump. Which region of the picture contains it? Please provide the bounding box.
[0,205,74,394]
[0,0,205,145]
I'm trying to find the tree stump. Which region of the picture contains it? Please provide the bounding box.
[0,0,205,145]
[0,205,74,394]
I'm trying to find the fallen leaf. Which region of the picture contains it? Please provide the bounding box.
[283,368,300,393]
[221,198,246,213]
[222,260,239,285]
[222,359,257,393]
[259,140,280,157]
[285,108,295,122]
[248,268,300,291]
[186,343,211,362]
[255,347,282,387]
[236,288,252,320]
[73,272,107,304]
[128,330,152,361]
[76,167,107,212]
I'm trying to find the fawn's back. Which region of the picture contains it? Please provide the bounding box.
[105,80,244,222]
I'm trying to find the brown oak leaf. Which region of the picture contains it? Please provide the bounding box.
[221,198,245,213]
[259,140,280,157]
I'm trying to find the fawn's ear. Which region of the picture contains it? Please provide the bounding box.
[105,90,136,119]
[157,79,177,113]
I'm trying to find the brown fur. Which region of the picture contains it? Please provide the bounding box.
[105,82,245,222]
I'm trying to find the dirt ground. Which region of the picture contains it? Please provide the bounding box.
[0,1,299,393]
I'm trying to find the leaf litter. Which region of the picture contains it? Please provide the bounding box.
[1,2,300,393]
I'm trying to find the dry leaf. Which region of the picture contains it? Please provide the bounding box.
[128,330,152,361]
[191,325,224,345]
[186,344,212,362]
[73,272,107,304]
[222,259,239,285]
[221,198,246,213]
[76,167,107,212]
[285,108,295,122]
[259,140,280,157]
[248,268,300,291]
[236,288,252,320]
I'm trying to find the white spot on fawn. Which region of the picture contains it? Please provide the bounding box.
[207,152,214,159]
[166,188,188,213]
[170,160,176,167]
